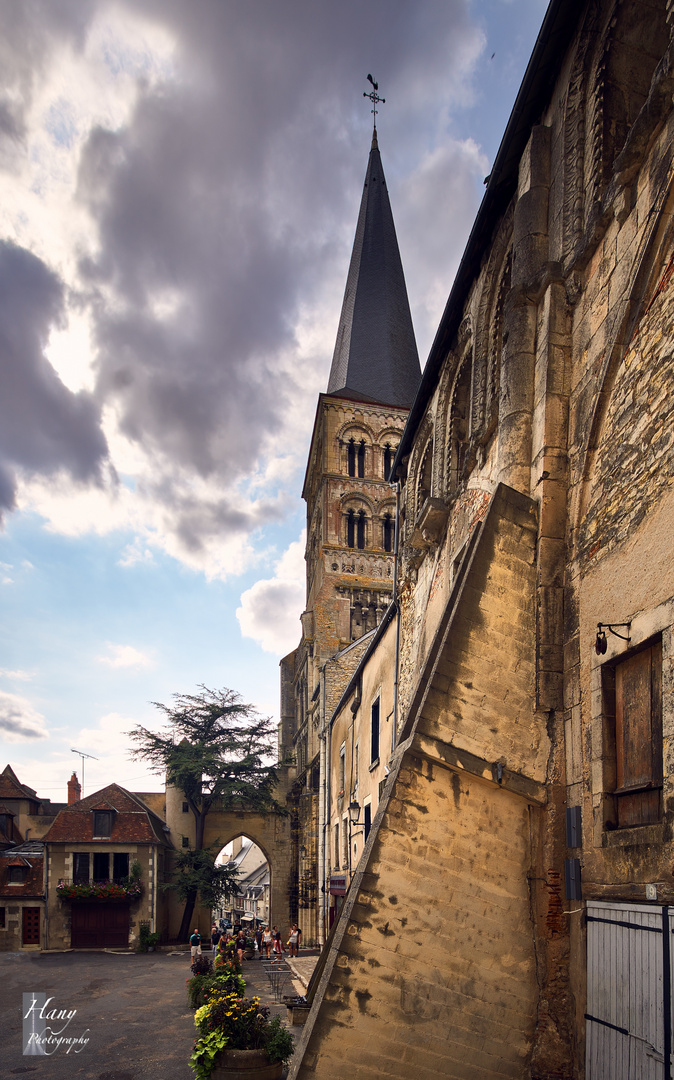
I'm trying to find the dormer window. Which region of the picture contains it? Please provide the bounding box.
[0,814,11,841]
[8,865,28,884]
[93,810,113,838]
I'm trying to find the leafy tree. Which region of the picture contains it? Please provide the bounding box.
[128,685,279,941]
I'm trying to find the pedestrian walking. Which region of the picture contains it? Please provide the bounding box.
[189,928,202,962]
[262,925,273,958]
[272,925,284,956]
[235,929,246,964]
[288,925,299,957]
[211,923,221,951]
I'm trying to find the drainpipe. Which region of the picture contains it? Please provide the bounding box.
[319,663,332,945]
[318,664,326,945]
[391,479,402,746]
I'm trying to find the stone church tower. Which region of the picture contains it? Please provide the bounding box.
[280,128,421,941]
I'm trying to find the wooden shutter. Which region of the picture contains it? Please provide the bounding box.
[615,639,662,827]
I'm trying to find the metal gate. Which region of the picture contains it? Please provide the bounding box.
[586,901,673,1079]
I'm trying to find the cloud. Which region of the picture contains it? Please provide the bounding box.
[0,240,111,521]
[237,533,306,655]
[0,0,488,573]
[97,642,154,669]
[0,691,49,741]
[0,668,34,681]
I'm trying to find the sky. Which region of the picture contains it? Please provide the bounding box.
[0,0,548,802]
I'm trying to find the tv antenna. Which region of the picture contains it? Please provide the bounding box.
[71,748,98,798]
[364,74,385,129]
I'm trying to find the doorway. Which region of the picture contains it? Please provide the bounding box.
[22,907,40,945]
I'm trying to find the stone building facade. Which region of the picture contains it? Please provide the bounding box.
[290,0,674,1076]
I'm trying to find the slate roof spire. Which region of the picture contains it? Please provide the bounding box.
[326,131,421,408]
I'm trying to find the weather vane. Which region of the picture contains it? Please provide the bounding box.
[364,74,385,129]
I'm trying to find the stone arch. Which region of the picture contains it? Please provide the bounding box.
[341,494,374,550]
[202,808,294,932]
[573,172,674,557]
[375,498,396,553]
[336,420,376,478]
[405,416,434,526]
[563,0,669,267]
[472,213,513,443]
[377,428,402,481]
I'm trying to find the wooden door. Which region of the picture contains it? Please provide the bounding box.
[22,907,40,945]
[70,903,129,948]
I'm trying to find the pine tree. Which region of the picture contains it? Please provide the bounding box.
[128,686,279,941]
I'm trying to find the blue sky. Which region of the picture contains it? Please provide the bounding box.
[0,0,547,801]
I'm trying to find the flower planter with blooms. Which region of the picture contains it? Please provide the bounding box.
[189,992,293,1080]
[57,880,143,902]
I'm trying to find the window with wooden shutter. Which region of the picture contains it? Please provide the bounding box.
[614,638,662,827]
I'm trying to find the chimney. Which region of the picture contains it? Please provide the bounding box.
[68,773,81,805]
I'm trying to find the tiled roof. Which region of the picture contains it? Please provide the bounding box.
[326,130,421,408]
[0,764,37,800]
[42,783,169,845]
[0,850,44,897]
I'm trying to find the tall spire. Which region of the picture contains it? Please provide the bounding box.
[326,134,421,408]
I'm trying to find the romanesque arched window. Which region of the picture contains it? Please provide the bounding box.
[383,513,393,553]
[346,508,367,549]
[347,509,355,547]
[383,444,394,481]
[347,438,366,478]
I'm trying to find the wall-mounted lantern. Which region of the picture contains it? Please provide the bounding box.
[595,622,631,655]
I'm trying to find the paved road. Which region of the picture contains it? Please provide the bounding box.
[1,950,206,1080]
[0,949,315,1080]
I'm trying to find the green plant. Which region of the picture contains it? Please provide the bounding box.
[188,1028,227,1080]
[137,922,161,953]
[264,1015,295,1064]
[196,992,294,1059]
[186,969,246,1010]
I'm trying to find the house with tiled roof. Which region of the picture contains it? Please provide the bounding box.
[0,841,45,950]
[0,765,72,950]
[0,764,68,842]
[43,782,173,950]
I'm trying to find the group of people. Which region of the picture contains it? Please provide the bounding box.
[189,922,302,963]
[255,923,301,958]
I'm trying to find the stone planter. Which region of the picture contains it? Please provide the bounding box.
[286,1002,310,1026]
[243,948,255,961]
[212,1048,283,1080]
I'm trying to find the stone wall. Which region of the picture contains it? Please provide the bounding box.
[292,486,567,1079]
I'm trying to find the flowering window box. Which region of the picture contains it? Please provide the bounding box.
[56,879,142,902]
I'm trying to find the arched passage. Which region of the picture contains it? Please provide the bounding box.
[197,809,293,937]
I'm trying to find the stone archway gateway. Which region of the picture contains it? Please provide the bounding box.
[164,773,297,942]
[202,809,293,931]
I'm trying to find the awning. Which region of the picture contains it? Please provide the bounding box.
[241,913,254,922]
[329,875,347,896]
